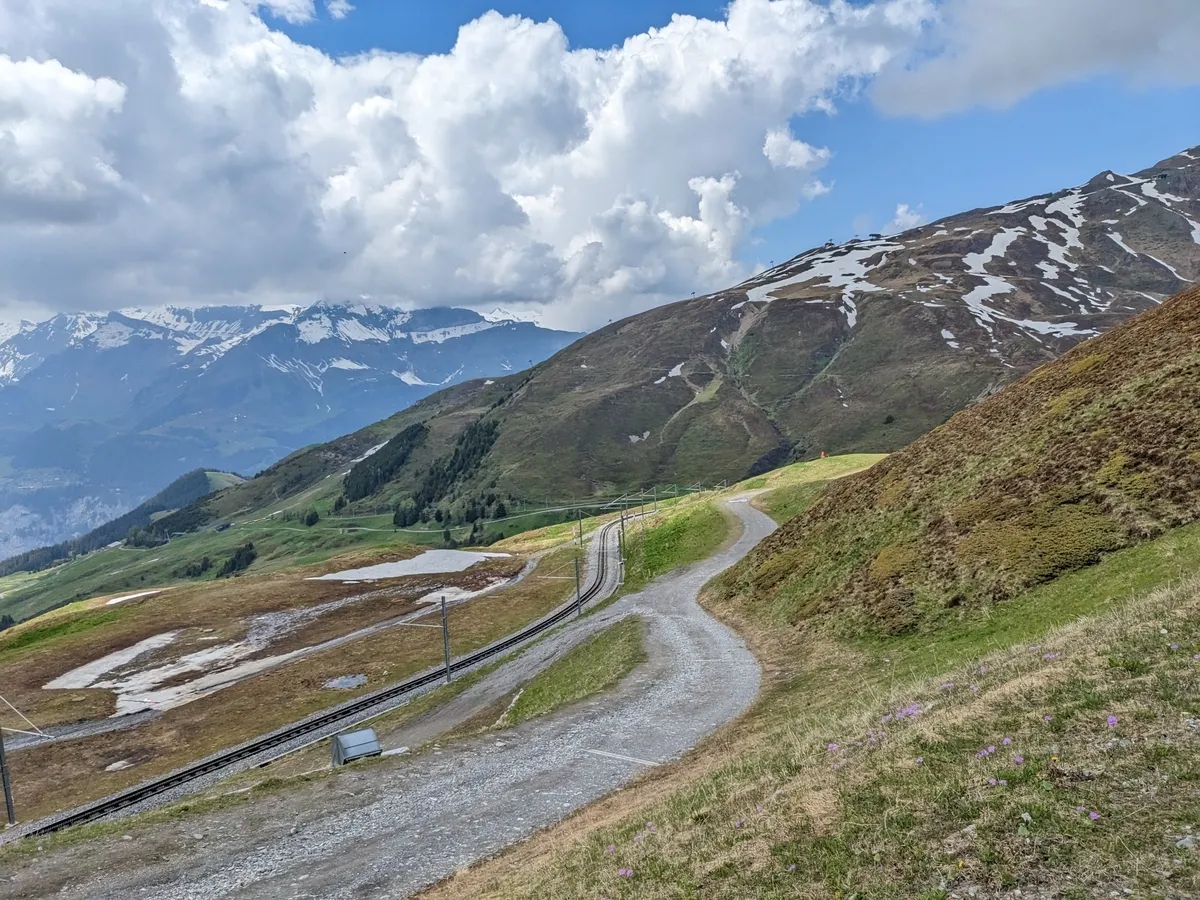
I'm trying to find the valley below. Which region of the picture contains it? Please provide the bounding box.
[0,497,774,900]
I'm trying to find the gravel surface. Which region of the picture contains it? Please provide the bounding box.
[2,710,159,752]
[1,499,774,899]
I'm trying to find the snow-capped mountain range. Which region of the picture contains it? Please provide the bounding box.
[0,303,578,558]
[735,146,1199,358]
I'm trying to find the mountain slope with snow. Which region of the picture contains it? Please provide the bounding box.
[203,145,1197,515]
[0,305,579,557]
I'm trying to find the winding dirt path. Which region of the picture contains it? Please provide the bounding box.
[2,499,776,899]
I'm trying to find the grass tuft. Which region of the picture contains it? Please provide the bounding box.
[500,617,647,728]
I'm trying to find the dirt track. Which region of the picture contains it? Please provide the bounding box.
[0,498,776,899]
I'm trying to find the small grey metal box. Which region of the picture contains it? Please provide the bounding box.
[332,728,382,766]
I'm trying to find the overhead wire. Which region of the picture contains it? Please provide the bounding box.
[0,693,45,736]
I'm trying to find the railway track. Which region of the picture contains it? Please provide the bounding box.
[17,520,622,840]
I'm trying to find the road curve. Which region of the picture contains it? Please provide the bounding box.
[6,499,776,900]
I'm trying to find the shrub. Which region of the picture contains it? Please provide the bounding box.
[218,543,257,577]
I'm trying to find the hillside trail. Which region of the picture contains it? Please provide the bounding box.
[3,498,776,900]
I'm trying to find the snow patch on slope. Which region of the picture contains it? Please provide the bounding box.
[410,322,498,344]
[394,370,433,386]
[742,241,898,308]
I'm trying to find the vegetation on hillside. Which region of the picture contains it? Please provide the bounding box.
[343,423,428,501]
[433,567,1200,899]
[736,453,887,524]
[217,543,257,577]
[0,469,238,577]
[720,287,1200,637]
[393,418,503,527]
[498,617,647,728]
[618,498,734,596]
[419,290,1200,900]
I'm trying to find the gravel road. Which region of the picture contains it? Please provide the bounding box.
[1,498,775,899]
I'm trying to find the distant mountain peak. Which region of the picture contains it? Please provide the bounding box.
[481,306,544,326]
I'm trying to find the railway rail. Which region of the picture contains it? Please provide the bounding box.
[16,519,622,840]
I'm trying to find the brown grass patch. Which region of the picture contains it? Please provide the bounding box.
[1,548,571,822]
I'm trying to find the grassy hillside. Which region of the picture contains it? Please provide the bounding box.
[738,453,887,524]
[429,557,1200,899]
[420,288,1200,900]
[42,149,1195,570]
[720,286,1200,637]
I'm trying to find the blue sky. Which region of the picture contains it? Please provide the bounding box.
[278,0,1200,274]
[4,0,1198,326]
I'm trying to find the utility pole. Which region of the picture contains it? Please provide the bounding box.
[618,521,626,585]
[577,507,584,548]
[440,595,452,684]
[0,727,15,826]
[574,551,583,616]
[653,486,658,513]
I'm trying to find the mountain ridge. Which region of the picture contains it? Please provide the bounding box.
[149,145,1200,538]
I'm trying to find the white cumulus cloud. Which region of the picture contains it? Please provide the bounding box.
[873,0,1200,117]
[257,0,317,24]
[325,0,353,20]
[0,0,935,329]
[885,203,926,234]
[0,56,126,222]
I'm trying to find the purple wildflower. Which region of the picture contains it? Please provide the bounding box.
[915,756,925,766]
[605,845,616,854]
[1043,714,1054,723]
[1089,811,1101,821]
[978,665,989,675]
[1074,806,1086,814]
[1043,652,1060,661]
[827,743,839,752]
[1014,755,1025,764]
[988,778,997,785]
[787,864,797,871]
[940,682,955,691]
[734,819,744,829]
[646,822,656,831]
[618,868,634,877]
[1002,737,1013,745]
[998,779,1008,786]
[1170,643,1179,651]
[1106,715,1119,728]
[970,684,980,693]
